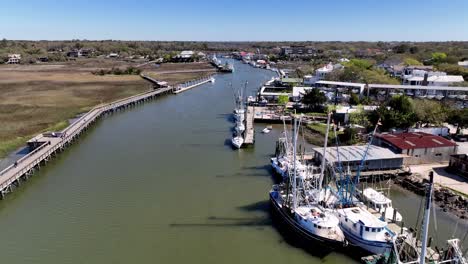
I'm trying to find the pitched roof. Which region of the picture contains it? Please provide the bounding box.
[375,132,457,150]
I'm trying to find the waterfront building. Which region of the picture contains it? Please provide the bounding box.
[374,132,458,164]
[311,145,404,172]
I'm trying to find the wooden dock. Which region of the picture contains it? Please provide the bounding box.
[173,76,214,94]
[243,106,255,145]
[0,87,172,199]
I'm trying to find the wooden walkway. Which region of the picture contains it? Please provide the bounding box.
[244,106,255,145]
[173,76,214,94]
[0,87,172,199]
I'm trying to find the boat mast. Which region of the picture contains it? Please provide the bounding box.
[420,171,434,264]
[292,115,298,209]
[318,112,332,192]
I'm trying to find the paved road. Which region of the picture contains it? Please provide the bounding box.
[410,163,468,195]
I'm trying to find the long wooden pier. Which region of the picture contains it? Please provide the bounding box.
[243,106,255,145]
[0,87,172,199]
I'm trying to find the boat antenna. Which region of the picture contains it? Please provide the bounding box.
[318,112,332,193]
[420,171,434,264]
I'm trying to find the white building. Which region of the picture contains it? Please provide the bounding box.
[7,54,21,64]
[179,50,194,59]
[303,62,343,86]
[403,69,464,86]
[458,61,468,68]
[107,53,119,58]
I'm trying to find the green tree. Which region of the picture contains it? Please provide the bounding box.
[371,95,417,130]
[448,108,468,134]
[349,93,360,105]
[413,99,448,126]
[431,52,447,64]
[342,127,358,144]
[277,95,289,106]
[349,106,370,127]
[302,88,327,111]
[409,46,419,54]
[403,57,423,66]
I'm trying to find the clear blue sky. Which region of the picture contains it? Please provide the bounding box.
[1,0,467,41]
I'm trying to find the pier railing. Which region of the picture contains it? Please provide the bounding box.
[173,75,214,93]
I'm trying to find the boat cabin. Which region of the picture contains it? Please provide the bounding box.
[336,207,392,242]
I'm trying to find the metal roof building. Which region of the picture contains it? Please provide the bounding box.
[311,145,404,172]
[374,132,458,164]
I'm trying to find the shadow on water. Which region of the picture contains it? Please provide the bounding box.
[237,200,335,259]
[216,113,234,122]
[238,200,270,213]
[169,216,271,229]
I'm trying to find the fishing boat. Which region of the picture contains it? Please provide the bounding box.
[231,135,243,149]
[329,120,398,256]
[232,82,246,122]
[269,115,346,250]
[356,187,403,222]
[335,207,394,255]
[435,94,444,100]
[448,94,458,99]
[457,94,466,100]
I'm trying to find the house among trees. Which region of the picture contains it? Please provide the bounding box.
[7,54,21,64]
[373,132,458,165]
[458,60,468,68]
[402,67,464,86]
[107,53,119,58]
[280,46,315,57]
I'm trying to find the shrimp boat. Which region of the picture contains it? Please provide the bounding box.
[329,120,398,256]
[269,115,346,250]
[271,121,316,181]
[232,82,246,122]
[356,187,403,222]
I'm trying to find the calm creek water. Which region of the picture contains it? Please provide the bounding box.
[0,60,465,263]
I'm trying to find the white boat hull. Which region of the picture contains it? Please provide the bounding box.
[341,227,393,255]
[231,137,243,149]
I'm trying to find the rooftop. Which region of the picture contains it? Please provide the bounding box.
[376,132,457,150]
[281,78,303,84]
[312,145,402,163]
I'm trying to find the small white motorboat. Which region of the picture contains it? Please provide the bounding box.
[231,136,243,149]
[262,125,273,134]
[426,94,435,99]
[435,95,445,100]
[457,94,466,100]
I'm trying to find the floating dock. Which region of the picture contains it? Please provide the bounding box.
[0,87,173,199]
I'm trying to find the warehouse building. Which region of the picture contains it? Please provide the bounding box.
[311,145,404,172]
[373,132,458,165]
